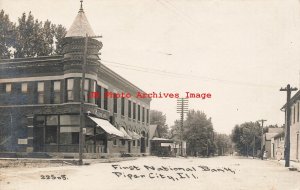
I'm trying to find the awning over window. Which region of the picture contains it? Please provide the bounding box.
[127,130,140,140]
[132,131,142,139]
[119,127,132,140]
[88,116,124,138]
[151,137,173,142]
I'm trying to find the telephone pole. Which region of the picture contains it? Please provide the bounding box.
[79,34,102,165]
[79,34,88,165]
[280,84,298,167]
[176,98,188,156]
[253,135,255,159]
[258,119,266,160]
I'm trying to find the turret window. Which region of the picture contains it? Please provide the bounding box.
[66,78,74,101]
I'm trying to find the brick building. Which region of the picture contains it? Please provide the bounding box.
[0,2,151,157]
[281,90,300,161]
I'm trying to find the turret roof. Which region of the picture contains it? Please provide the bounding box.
[66,1,95,37]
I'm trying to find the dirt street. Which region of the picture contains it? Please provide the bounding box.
[1,156,300,190]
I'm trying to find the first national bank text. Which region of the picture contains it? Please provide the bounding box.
[89,92,212,99]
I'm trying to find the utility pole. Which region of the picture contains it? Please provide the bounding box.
[79,34,88,165]
[253,135,255,159]
[79,34,102,165]
[10,111,13,152]
[176,98,188,156]
[280,84,298,167]
[258,119,267,160]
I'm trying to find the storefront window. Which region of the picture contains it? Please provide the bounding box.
[35,116,46,125]
[45,126,57,144]
[60,132,79,144]
[60,115,80,125]
[120,139,126,146]
[46,115,58,125]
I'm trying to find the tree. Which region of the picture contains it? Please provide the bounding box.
[214,133,231,156]
[231,121,262,156]
[0,10,16,59]
[0,10,66,58]
[150,110,169,138]
[53,24,67,54]
[14,12,35,58]
[183,110,214,157]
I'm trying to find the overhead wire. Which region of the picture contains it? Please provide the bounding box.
[101,59,280,88]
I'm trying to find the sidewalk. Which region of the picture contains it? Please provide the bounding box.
[275,159,300,171]
[0,157,137,168]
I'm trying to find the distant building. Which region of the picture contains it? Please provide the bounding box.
[148,125,186,156]
[281,90,300,161]
[271,132,285,160]
[263,128,284,159]
[0,2,151,157]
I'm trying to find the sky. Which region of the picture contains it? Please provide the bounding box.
[1,0,300,134]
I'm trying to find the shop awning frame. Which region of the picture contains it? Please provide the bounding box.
[88,116,124,138]
[119,127,132,140]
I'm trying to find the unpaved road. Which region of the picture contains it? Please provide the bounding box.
[1,156,300,190]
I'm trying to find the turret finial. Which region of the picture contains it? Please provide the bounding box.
[79,0,84,12]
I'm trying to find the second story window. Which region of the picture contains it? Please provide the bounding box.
[52,81,61,104]
[121,97,125,116]
[21,83,28,93]
[146,109,149,124]
[128,100,132,118]
[142,107,145,122]
[113,93,118,114]
[96,85,102,108]
[297,102,300,122]
[89,80,96,104]
[133,102,136,120]
[5,83,11,93]
[67,78,74,101]
[138,105,141,121]
[294,106,296,124]
[37,82,44,104]
[104,88,108,110]
[80,79,89,102]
